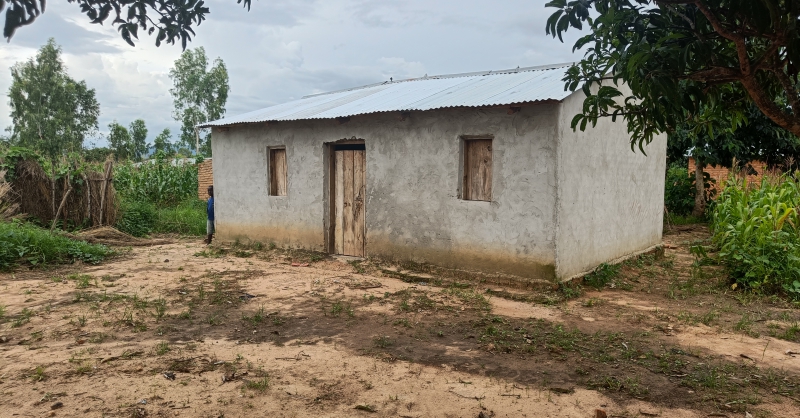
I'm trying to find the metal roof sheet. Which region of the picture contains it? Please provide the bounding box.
[200,63,574,127]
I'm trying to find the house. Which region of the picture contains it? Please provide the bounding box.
[200,64,667,283]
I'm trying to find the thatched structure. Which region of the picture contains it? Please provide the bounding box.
[10,158,119,228]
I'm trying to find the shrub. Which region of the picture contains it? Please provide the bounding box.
[665,163,696,216]
[0,220,112,270]
[115,200,157,237]
[710,175,800,298]
[154,198,206,236]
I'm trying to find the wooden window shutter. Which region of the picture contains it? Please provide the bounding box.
[463,139,492,201]
[269,148,287,196]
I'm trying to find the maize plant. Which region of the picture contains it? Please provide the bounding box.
[711,174,800,298]
[114,151,199,207]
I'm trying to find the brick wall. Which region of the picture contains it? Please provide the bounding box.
[688,157,769,192]
[198,158,213,200]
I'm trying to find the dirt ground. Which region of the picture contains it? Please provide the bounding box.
[1,226,800,418]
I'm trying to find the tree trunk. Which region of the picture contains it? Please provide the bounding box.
[50,165,56,219]
[194,127,201,156]
[692,162,706,217]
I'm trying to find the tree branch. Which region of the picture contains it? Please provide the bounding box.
[681,66,742,83]
[769,60,800,116]
[752,37,786,72]
[739,75,800,137]
[692,1,751,76]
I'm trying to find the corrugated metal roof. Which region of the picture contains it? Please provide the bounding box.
[200,63,575,127]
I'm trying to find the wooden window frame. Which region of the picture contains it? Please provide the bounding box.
[461,136,493,202]
[268,146,288,197]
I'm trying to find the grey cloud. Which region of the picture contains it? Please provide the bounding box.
[0,0,584,147]
[204,0,318,26]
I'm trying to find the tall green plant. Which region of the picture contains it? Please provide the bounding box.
[711,175,800,298]
[114,151,199,207]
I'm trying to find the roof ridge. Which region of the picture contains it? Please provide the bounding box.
[301,62,576,99]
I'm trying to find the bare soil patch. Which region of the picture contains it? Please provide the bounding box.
[1,227,799,417]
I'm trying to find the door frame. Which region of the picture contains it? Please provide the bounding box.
[325,139,366,255]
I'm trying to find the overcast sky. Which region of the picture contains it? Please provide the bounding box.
[0,0,585,147]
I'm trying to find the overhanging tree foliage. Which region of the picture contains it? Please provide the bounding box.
[669,103,799,215]
[546,0,800,150]
[0,0,251,48]
[669,105,800,169]
[169,46,229,156]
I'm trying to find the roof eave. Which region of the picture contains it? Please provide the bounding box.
[198,99,566,129]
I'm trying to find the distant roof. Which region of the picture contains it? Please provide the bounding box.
[200,63,575,127]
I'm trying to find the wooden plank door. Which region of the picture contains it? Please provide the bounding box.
[334,149,366,256]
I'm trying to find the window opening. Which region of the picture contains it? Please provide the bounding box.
[269,148,287,196]
[463,138,492,201]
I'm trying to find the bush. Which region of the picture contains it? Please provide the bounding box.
[0,221,112,270]
[154,198,206,236]
[665,163,696,216]
[116,198,206,237]
[115,200,157,237]
[710,175,800,298]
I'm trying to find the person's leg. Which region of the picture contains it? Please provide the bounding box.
[205,220,213,244]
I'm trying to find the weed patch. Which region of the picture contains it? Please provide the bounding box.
[583,263,620,289]
[0,221,112,269]
[11,307,34,328]
[244,375,270,392]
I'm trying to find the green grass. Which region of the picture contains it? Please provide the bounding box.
[373,335,392,348]
[330,301,354,317]
[666,213,706,226]
[242,305,267,325]
[444,285,491,312]
[116,197,205,237]
[70,274,93,289]
[0,220,112,270]
[153,298,167,321]
[155,341,171,355]
[30,366,47,382]
[245,375,270,392]
[11,307,34,327]
[154,198,206,236]
[773,322,800,341]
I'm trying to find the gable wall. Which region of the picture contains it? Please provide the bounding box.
[554,89,667,280]
[211,105,560,281]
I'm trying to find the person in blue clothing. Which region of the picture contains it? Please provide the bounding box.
[205,185,215,245]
